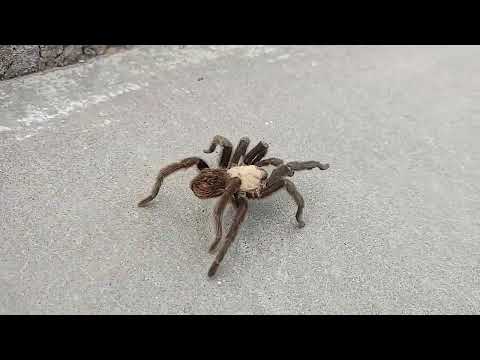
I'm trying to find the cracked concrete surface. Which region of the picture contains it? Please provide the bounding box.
[1,45,480,314]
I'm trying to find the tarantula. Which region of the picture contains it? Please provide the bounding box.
[138,135,329,277]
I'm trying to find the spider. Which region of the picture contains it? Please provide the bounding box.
[138,135,329,277]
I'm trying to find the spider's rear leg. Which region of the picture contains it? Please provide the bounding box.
[209,194,241,254]
[209,178,242,255]
[208,197,248,277]
[243,141,269,165]
[203,135,233,168]
[259,178,305,228]
[230,194,242,208]
[138,157,209,207]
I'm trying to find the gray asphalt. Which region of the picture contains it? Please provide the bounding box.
[1,45,480,314]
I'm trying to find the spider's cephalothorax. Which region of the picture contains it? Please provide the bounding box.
[138,135,329,277]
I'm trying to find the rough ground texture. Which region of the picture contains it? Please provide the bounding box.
[0,45,132,80]
[1,46,480,314]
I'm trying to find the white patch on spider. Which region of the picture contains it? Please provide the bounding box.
[227,165,267,192]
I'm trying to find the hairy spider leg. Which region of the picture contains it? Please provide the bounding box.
[208,196,248,277]
[243,141,269,165]
[230,193,242,208]
[209,178,242,254]
[203,135,233,168]
[137,157,209,207]
[259,178,306,228]
[259,160,330,226]
[254,158,284,167]
[287,161,330,171]
[267,161,330,186]
[229,136,250,167]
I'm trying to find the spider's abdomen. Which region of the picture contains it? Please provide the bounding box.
[227,165,267,192]
[190,168,228,199]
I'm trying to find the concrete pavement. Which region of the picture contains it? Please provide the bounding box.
[1,45,480,314]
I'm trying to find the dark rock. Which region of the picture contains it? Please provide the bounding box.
[0,45,130,81]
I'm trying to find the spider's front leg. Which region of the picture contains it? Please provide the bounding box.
[204,135,233,168]
[267,161,329,185]
[255,157,284,167]
[260,178,306,228]
[229,136,250,167]
[137,157,209,207]
[209,178,241,254]
[243,141,269,165]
